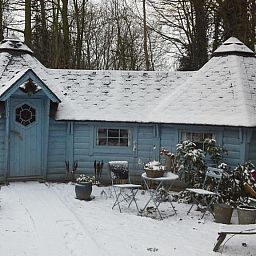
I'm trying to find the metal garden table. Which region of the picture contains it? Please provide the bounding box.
[141,172,179,219]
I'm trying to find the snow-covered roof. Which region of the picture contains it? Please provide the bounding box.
[0,37,256,127]
[213,37,254,56]
[0,37,33,54]
[49,69,192,122]
[149,38,256,127]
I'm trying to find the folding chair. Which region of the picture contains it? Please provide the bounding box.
[108,161,141,213]
[186,167,223,218]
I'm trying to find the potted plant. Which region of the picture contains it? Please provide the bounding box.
[75,174,95,200]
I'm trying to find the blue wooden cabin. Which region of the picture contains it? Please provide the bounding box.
[0,37,255,183]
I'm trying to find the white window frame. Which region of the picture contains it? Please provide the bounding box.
[96,128,130,147]
[181,131,215,150]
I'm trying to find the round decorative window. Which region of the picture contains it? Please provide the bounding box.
[15,104,36,126]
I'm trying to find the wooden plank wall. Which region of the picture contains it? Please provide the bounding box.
[45,121,247,181]
[160,124,179,153]
[0,118,5,177]
[73,123,91,172]
[73,122,137,179]
[248,129,256,165]
[47,119,67,178]
[222,127,242,167]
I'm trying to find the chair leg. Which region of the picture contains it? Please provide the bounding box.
[187,193,197,215]
[187,203,194,215]
[127,189,139,211]
[169,201,177,214]
[112,188,122,213]
[112,188,140,213]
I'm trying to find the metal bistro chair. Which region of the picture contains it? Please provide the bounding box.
[186,167,223,219]
[108,161,141,213]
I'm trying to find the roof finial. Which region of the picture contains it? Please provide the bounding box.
[213,37,254,57]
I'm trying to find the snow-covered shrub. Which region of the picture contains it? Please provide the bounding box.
[218,161,256,206]
[176,140,206,184]
[204,139,228,166]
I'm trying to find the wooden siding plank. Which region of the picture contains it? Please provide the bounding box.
[47,120,67,174]
[0,117,5,176]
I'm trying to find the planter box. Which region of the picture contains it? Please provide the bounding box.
[214,203,234,224]
[237,205,256,224]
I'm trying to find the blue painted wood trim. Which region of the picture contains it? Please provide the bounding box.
[4,99,10,180]
[0,69,61,103]
[238,128,246,164]
[89,124,94,156]
[153,124,160,161]
[239,128,243,143]
[242,128,252,163]
[132,126,138,157]
[70,122,74,164]
[65,121,74,165]
[42,99,50,179]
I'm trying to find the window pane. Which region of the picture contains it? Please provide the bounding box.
[204,133,213,139]
[120,138,128,146]
[182,132,191,141]
[120,129,128,138]
[192,133,203,142]
[108,129,119,137]
[108,137,119,146]
[98,138,107,145]
[98,128,107,138]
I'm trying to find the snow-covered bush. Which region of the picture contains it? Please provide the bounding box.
[204,139,228,166]
[176,140,206,184]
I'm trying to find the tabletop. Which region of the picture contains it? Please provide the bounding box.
[141,172,179,182]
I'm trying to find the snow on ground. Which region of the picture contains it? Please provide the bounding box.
[0,182,255,256]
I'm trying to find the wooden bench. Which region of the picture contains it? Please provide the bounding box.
[213,224,256,252]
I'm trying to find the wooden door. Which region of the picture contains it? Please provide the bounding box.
[9,99,42,177]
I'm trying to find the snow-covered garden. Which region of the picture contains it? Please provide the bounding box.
[0,181,255,256]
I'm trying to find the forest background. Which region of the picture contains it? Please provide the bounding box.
[0,0,255,71]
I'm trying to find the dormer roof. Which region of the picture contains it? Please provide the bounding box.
[0,37,33,55]
[213,37,254,57]
[149,37,256,127]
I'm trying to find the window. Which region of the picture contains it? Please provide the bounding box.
[97,128,129,146]
[181,132,214,150]
[15,104,36,126]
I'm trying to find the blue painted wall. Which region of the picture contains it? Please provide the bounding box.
[0,117,5,176]
[0,111,253,182]
[222,127,242,167]
[40,121,255,181]
[47,119,67,178]
[248,129,256,165]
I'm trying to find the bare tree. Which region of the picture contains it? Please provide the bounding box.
[25,0,32,47]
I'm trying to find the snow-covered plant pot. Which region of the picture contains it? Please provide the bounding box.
[237,205,256,224]
[144,161,165,178]
[75,175,95,200]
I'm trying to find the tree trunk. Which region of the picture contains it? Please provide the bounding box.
[61,0,70,67]
[143,0,150,70]
[193,0,208,69]
[25,0,32,47]
[0,0,3,41]
[39,0,49,65]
